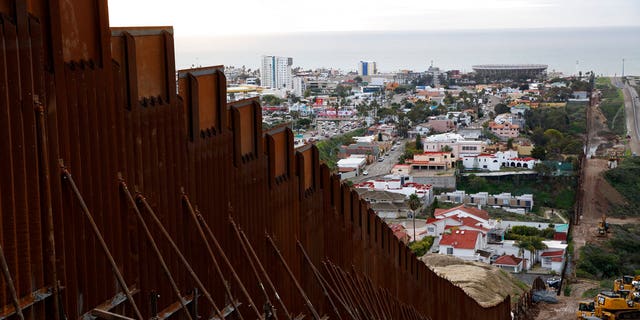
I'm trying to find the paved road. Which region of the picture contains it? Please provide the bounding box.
[350,139,407,183]
[618,78,640,155]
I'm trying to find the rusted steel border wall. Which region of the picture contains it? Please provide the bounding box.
[0,1,512,319]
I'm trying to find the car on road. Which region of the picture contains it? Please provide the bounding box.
[546,277,561,289]
[378,157,384,162]
[362,170,368,175]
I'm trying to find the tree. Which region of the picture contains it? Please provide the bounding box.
[533,163,552,176]
[531,145,547,160]
[516,236,548,268]
[506,138,514,150]
[467,174,487,192]
[378,132,383,142]
[408,194,422,242]
[415,133,423,151]
[494,103,510,114]
[295,118,312,130]
[354,76,363,84]
[408,236,434,256]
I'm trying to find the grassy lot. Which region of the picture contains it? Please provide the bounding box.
[595,77,626,136]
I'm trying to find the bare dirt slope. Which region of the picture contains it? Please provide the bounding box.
[422,254,528,308]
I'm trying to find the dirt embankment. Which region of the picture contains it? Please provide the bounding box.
[422,254,528,308]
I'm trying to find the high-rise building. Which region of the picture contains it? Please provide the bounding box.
[358,61,377,76]
[261,55,293,89]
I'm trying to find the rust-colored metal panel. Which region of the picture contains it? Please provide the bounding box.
[58,0,102,62]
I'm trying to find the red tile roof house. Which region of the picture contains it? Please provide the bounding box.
[424,205,491,237]
[493,255,524,273]
[540,250,565,273]
[437,229,484,261]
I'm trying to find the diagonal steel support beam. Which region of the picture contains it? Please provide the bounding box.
[81,285,139,320]
[136,193,226,320]
[119,177,193,320]
[90,309,135,320]
[296,241,343,320]
[228,217,279,320]
[156,293,194,319]
[233,220,293,320]
[207,300,242,320]
[266,234,321,320]
[60,162,143,320]
[0,244,24,320]
[0,286,55,319]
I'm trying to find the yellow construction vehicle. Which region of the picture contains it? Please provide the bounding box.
[576,291,640,319]
[614,275,640,293]
[597,214,610,237]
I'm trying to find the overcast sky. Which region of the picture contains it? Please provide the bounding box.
[108,0,639,36]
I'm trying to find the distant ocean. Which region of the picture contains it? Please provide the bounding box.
[174,27,640,76]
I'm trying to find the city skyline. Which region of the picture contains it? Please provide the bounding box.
[108,0,640,36]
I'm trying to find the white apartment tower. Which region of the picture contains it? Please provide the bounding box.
[261,55,293,89]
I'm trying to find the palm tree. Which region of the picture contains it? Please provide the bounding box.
[408,194,422,242]
[516,236,547,270]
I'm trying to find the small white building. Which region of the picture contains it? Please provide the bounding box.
[462,150,518,171]
[423,133,485,158]
[540,250,565,273]
[438,229,484,261]
[337,156,366,176]
[493,255,524,273]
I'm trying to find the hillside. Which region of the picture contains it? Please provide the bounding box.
[422,254,529,308]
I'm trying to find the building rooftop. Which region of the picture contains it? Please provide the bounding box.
[439,230,481,249]
[494,255,524,266]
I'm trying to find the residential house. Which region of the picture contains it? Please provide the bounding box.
[504,157,538,169]
[437,190,534,212]
[438,229,484,261]
[411,152,456,171]
[493,255,524,273]
[357,190,410,219]
[461,150,518,171]
[489,121,519,140]
[337,156,367,179]
[540,250,565,273]
[426,118,455,133]
[423,133,485,158]
[424,205,491,237]
[415,123,431,136]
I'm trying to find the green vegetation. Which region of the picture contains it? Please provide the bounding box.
[316,128,366,171]
[524,103,587,158]
[581,278,613,297]
[603,156,640,217]
[564,285,572,297]
[408,236,435,257]
[399,141,422,164]
[577,224,640,279]
[505,226,556,240]
[595,77,626,136]
[261,94,284,106]
[458,174,577,213]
